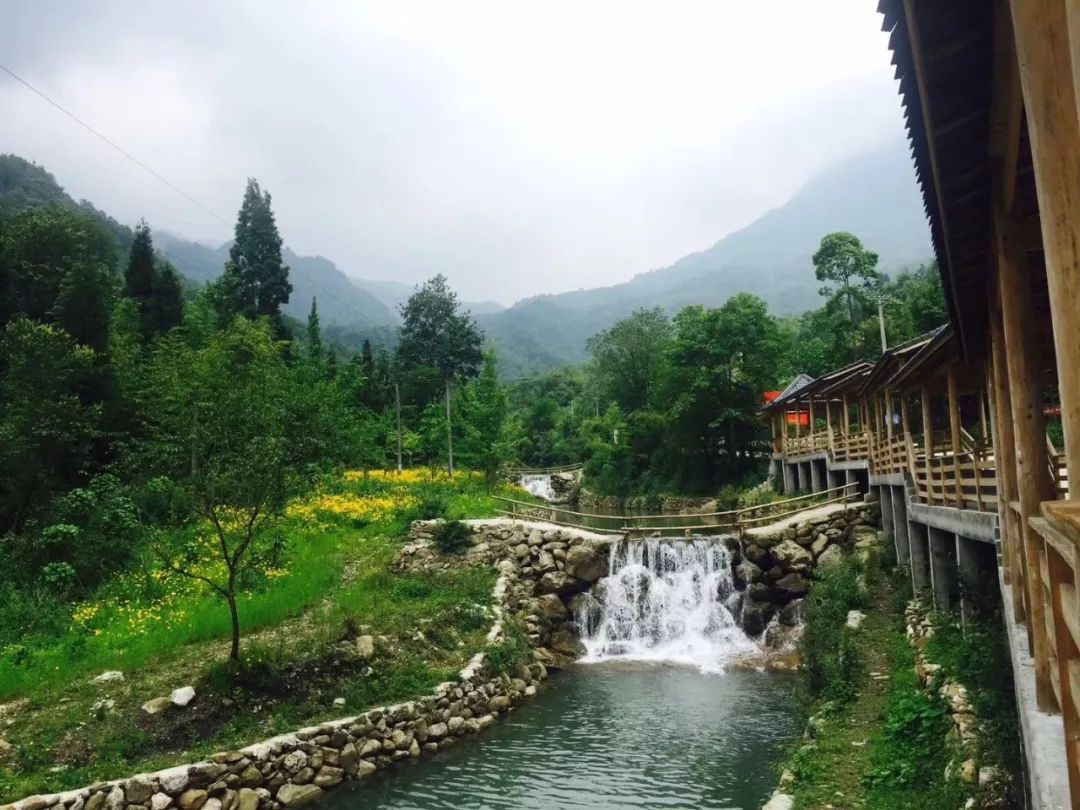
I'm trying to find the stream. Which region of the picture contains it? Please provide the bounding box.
[321,662,799,809]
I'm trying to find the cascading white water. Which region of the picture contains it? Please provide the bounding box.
[578,536,759,673]
[519,473,556,501]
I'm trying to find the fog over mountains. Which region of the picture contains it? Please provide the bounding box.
[1,141,930,377]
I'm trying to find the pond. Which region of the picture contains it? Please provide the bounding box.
[322,662,800,810]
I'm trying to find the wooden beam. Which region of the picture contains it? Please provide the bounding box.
[989,308,1025,619]
[902,0,968,351]
[996,203,1058,712]
[885,390,895,440]
[842,392,850,436]
[989,1,1024,210]
[1012,0,1080,499]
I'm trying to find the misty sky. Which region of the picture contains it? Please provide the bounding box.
[1,1,907,304]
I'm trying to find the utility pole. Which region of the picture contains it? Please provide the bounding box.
[445,379,454,477]
[394,383,403,472]
[877,296,888,353]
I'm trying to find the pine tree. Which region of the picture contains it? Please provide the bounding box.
[306,296,322,360]
[150,260,184,335]
[124,220,155,304]
[218,178,292,328]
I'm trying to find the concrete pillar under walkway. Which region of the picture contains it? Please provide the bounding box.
[956,535,999,622]
[810,459,823,493]
[879,486,894,548]
[783,462,795,494]
[891,485,911,567]
[909,520,930,595]
[928,526,958,613]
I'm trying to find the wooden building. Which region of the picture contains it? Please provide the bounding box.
[766,2,1080,805]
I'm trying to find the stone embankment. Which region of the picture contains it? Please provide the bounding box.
[399,520,613,668]
[736,501,881,636]
[906,602,1007,799]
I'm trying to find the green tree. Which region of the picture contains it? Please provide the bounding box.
[586,307,672,412]
[0,205,118,351]
[812,232,880,327]
[124,220,155,330]
[217,179,292,329]
[395,274,484,400]
[0,318,101,532]
[454,351,511,486]
[138,318,295,660]
[150,259,184,336]
[305,296,322,361]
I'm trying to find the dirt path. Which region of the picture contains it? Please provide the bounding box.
[790,578,897,810]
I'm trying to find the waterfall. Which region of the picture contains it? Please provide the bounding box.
[577,536,758,673]
[520,473,556,501]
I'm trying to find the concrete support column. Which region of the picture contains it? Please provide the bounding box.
[880,485,894,544]
[810,459,823,493]
[783,462,795,494]
[891,485,911,567]
[909,520,930,593]
[928,526,958,613]
[956,535,999,622]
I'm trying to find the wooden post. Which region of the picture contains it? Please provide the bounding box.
[826,397,833,452]
[1047,545,1080,810]
[922,385,934,506]
[901,393,914,471]
[842,392,850,435]
[795,404,801,438]
[990,307,1025,621]
[947,365,963,508]
[809,398,815,438]
[1012,0,1080,497]
[885,389,895,440]
[997,205,1058,711]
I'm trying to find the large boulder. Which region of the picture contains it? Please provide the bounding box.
[773,572,810,600]
[536,571,586,597]
[817,545,844,569]
[277,784,323,807]
[771,539,812,572]
[549,627,587,659]
[743,544,771,567]
[733,560,763,590]
[565,545,605,582]
[536,593,568,621]
[741,598,775,637]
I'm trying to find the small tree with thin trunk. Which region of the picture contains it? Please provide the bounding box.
[140,317,292,661]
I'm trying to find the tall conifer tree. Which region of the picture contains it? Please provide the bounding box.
[306,296,322,361]
[218,179,292,330]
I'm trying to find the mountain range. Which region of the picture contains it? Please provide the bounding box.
[0,144,931,377]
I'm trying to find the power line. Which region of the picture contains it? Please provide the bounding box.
[0,61,384,330]
[1,62,230,229]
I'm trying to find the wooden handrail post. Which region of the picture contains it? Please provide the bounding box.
[947,366,963,508]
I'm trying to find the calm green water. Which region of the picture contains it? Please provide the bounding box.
[322,662,799,810]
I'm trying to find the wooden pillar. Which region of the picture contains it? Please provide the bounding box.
[795,404,801,438]
[990,307,1025,621]
[809,398,815,438]
[885,389,895,440]
[901,393,914,470]
[947,365,963,508]
[997,206,1058,711]
[826,397,833,451]
[922,385,934,506]
[842,392,850,435]
[1012,0,1080,497]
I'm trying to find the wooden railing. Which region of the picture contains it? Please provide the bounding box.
[785,434,830,455]
[506,462,584,476]
[832,430,871,462]
[1048,435,1071,499]
[492,482,861,537]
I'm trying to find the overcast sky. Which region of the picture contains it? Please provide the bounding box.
[1,1,907,304]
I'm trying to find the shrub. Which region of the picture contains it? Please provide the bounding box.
[416,491,450,520]
[485,621,531,676]
[433,520,472,554]
[801,557,867,703]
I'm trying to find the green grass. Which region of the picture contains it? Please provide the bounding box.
[0,471,507,801]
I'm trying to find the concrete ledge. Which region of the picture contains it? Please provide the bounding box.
[999,575,1070,810]
[869,473,906,486]
[908,500,998,543]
